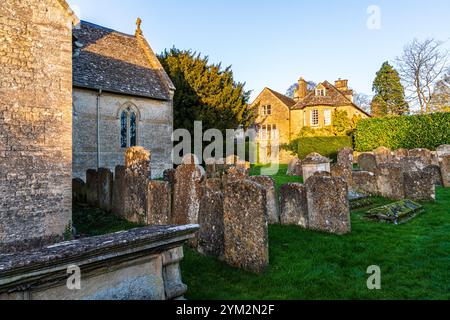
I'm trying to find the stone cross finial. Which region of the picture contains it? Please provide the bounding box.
[136,17,142,36]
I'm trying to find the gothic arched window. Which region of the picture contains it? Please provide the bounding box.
[120,106,139,148]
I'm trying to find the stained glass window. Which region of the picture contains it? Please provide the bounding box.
[121,111,128,148]
[130,112,137,147]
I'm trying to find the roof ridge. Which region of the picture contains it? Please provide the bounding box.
[80,20,135,38]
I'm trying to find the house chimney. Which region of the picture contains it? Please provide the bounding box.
[295,77,308,101]
[335,79,349,91]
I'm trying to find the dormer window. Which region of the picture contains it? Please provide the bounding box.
[316,88,326,96]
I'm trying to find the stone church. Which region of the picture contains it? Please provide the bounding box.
[72,20,175,179]
[252,78,371,163]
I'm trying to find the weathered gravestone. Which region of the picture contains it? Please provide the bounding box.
[350,171,378,195]
[222,165,249,185]
[331,163,352,185]
[305,176,351,235]
[424,165,443,187]
[148,181,172,225]
[86,169,99,207]
[440,155,450,188]
[279,183,308,228]
[393,148,409,159]
[358,153,378,172]
[348,191,375,210]
[112,165,126,217]
[124,147,152,224]
[302,153,332,182]
[98,168,114,212]
[409,148,432,163]
[337,147,354,169]
[251,176,280,224]
[436,145,450,163]
[223,180,269,273]
[287,158,301,176]
[72,178,87,204]
[198,179,225,258]
[374,146,392,164]
[404,170,436,201]
[376,163,405,200]
[400,156,429,173]
[366,200,424,224]
[172,161,205,226]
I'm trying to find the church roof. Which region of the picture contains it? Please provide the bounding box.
[265,88,297,107]
[73,21,173,100]
[291,81,353,110]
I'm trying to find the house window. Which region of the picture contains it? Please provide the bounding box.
[261,105,272,116]
[316,88,326,96]
[259,124,278,141]
[120,109,138,148]
[311,110,319,126]
[324,109,332,126]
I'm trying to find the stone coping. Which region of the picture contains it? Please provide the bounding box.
[0,225,199,288]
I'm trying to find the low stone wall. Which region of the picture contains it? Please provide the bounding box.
[0,225,199,300]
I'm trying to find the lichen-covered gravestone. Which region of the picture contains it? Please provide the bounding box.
[403,170,436,201]
[409,148,432,164]
[98,168,113,212]
[436,145,450,163]
[279,183,308,228]
[374,146,392,165]
[350,171,378,195]
[358,153,378,172]
[376,163,405,200]
[112,166,126,217]
[424,165,443,187]
[148,181,172,225]
[393,149,409,159]
[124,147,152,224]
[331,163,352,186]
[198,179,225,258]
[400,156,429,173]
[440,155,450,188]
[287,158,301,176]
[337,147,354,169]
[251,176,280,224]
[305,176,351,235]
[366,200,424,224]
[223,180,269,273]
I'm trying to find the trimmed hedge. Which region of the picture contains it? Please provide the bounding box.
[354,112,450,152]
[293,136,353,161]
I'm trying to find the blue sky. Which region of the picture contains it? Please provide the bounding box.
[68,0,450,100]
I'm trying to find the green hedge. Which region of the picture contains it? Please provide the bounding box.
[291,136,353,161]
[354,112,450,152]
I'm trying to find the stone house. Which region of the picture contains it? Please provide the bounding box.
[72,20,175,180]
[252,78,371,163]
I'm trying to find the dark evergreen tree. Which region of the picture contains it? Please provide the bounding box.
[371,61,409,117]
[158,48,255,134]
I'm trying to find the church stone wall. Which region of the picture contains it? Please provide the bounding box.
[73,88,173,180]
[0,0,73,251]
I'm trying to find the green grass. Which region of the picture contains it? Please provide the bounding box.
[181,179,450,300]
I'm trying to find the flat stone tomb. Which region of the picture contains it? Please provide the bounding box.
[365,200,424,225]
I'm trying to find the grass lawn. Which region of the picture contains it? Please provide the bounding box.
[73,165,450,300]
[182,165,450,300]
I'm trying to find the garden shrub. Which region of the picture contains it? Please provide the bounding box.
[354,112,450,152]
[283,136,353,161]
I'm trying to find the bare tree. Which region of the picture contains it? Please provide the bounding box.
[431,72,450,112]
[396,38,449,114]
[353,92,372,114]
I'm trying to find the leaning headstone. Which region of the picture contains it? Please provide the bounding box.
[112,166,126,217]
[148,181,172,225]
[279,183,308,228]
[98,168,114,212]
[198,179,225,258]
[376,163,405,200]
[358,153,378,172]
[436,145,450,163]
[172,162,205,226]
[124,147,152,224]
[331,163,352,185]
[251,176,280,224]
[337,147,354,170]
[305,176,351,235]
[86,169,99,207]
[404,170,436,201]
[440,155,450,188]
[424,165,443,186]
[72,178,87,204]
[302,153,332,183]
[374,146,392,164]
[400,156,429,173]
[287,158,301,176]
[350,171,378,195]
[224,180,269,273]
